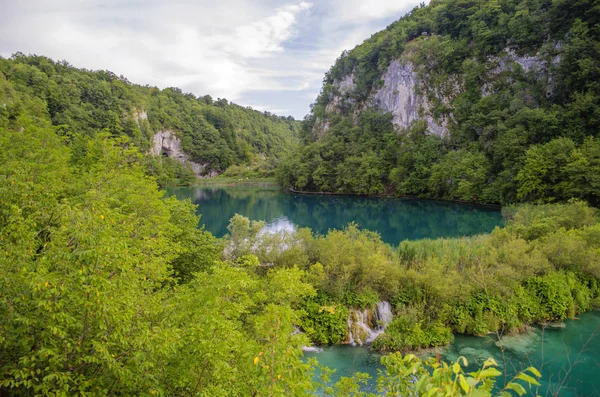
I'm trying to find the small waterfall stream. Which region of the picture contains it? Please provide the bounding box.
[347,301,393,346]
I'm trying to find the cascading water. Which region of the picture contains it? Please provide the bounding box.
[376,301,393,325]
[347,301,393,346]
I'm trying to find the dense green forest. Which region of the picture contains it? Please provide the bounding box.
[279,0,600,205]
[0,53,299,186]
[0,92,547,395]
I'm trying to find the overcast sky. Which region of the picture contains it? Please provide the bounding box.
[0,0,424,119]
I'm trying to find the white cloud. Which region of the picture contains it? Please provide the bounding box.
[331,0,420,23]
[233,2,312,58]
[0,0,425,118]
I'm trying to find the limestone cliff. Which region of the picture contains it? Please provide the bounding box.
[281,0,597,201]
[151,130,218,178]
[372,59,449,136]
[316,45,553,137]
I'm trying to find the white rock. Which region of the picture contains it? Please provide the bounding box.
[151,130,216,177]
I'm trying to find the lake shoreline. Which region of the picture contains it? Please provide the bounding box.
[186,180,503,209]
[288,188,503,210]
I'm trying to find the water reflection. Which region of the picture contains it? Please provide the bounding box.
[166,186,504,245]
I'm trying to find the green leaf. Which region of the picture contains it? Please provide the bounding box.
[478,368,502,379]
[458,374,470,393]
[517,373,541,386]
[466,376,478,387]
[507,382,527,396]
[415,375,428,392]
[452,362,461,374]
[526,366,541,378]
[469,389,491,397]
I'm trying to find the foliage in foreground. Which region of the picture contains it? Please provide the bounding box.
[377,354,541,397]
[316,354,541,397]
[0,121,312,396]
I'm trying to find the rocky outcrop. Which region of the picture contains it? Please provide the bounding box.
[317,59,453,136]
[373,60,450,136]
[319,74,358,132]
[483,48,555,98]
[321,47,555,137]
[151,130,217,178]
[491,48,548,74]
[334,74,356,96]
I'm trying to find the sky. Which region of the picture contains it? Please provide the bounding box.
[0,0,425,119]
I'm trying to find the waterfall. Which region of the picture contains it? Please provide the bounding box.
[376,301,393,326]
[347,301,393,346]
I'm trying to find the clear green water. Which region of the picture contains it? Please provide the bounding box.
[305,312,600,396]
[165,186,503,245]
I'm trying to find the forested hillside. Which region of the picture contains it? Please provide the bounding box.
[279,0,600,205]
[0,53,299,186]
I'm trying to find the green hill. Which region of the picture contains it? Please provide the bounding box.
[279,0,600,205]
[0,53,299,186]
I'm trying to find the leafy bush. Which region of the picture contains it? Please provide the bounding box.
[300,298,349,345]
[372,314,453,352]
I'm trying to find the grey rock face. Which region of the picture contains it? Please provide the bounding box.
[373,60,448,136]
[325,74,357,115]
[335,74,356,95]
[505,49,546,72]
[318,48,555,138]
[482,48,553,97]
[133,109,148,123]
[151,130,215,178]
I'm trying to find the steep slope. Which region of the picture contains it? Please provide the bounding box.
[279,0,600,205]
[0,54,299,185]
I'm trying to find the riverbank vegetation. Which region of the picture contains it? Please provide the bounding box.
[225,201,600,354]
[194,175,280,187]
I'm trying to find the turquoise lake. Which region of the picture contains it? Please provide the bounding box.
[166,185,504,245]
[167,185,600,395]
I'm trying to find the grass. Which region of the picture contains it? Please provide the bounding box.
[397,235,490,267]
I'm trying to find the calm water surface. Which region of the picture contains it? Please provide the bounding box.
[305,312,600,396]
[166,186,503,244]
